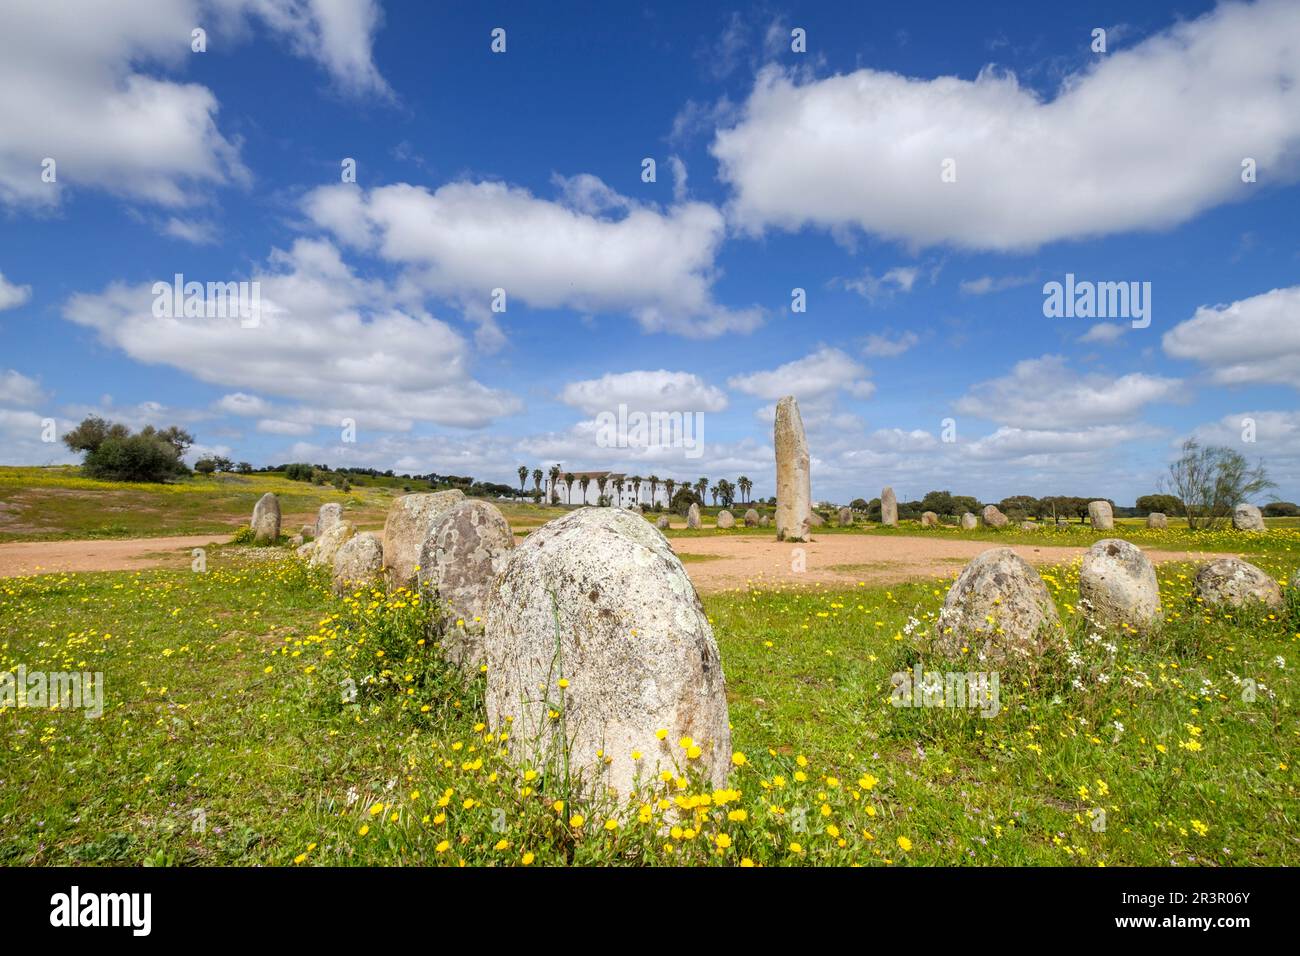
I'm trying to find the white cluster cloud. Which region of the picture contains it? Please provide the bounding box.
[713,0,1300,250]
[1162,285,1300,388]
[862,330,919,358]
[0,369,46,406]
[559,370,729,416]
[728,346,874,401]
[0,272,33,310]
[0,0,387,209]
[61,238,520,430]
[302,179,762,338]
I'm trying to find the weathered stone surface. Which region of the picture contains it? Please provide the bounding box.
[332,533,383,593]
[295,541,315,560]
[483,508,731,798]
[934,548,1062,666]
[314,503,343,539]
[774,396,812,542]
[1193,558,1283,608]
[1088,500,1114,530]
[1146,512,1168,529]
[290,533,304,547]
[981,504,1008,528]
[300,524,314,540]
[807,510,825,527]
[920,511,939,527]
[687,503,702,529]
[418,500,515,670]
[1019,521,1038,531]
[656,515,670,529]
[1233,503,1266,532]
[1080,539,1161,630]
[880,487,898,527]
[744,508,759,527]
[251,492,281,543]
[716,509,735,529]
[382,490,466,588]
[838,506,852,526]
[310,521,356,568]
[960,512,977,530]
[759,515,770,527]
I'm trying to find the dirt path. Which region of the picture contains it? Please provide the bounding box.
[670,534,1230,593]
[0,529,1230,590]
[0,534,235,577]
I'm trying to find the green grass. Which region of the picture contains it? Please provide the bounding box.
[3,540,1296,866]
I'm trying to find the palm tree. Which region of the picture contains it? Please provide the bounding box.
[563,472,575,505]
[629,475,642,507]
[517,465,528,496]
[664,478,676,506]
[709,484,719,506]
[695,477,708,501]
[548,464,561,503]
[579,476,591,505]
[738,475,752,504]
[614,477,625,506]
[532,468,543,495]
[647,474,659,509]
[596,475,608,504]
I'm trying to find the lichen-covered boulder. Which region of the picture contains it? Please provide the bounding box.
[295,541,315,560]
[1020,521,1038,531]
[716,509,735,529]
[1080,539,1161,631]
[920,511,939,527]
[656,515,670,529]
[417,500,515,671]
[310,521,356,567]
[483,508,730,799]
[981,505,1008,528]
[251,493,280,543]
[1193,558,1282,608]
[960,512,977,530]
[1088,500,1114,530]
[382,490,466,588]
[314,503,343,538]
[807,510,825,527]
[838,506,852,526]
[759,515,770,527]
[1146,512,1168,529]
[744,509,759,527]
[933,548,1062,666]
[332,533,384,593]
[1232,503,1265,532]
[686,503,701,529]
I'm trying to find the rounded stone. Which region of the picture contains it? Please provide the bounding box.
[332,533,384,593]
[251,492,281,543]
[656,515,670,529]
[744,508,760,527]
[981,505,1008,528]
[382,490,466,588]
[838,506,852,526]
[417,501,515,671]
[686,502,702,529]
[1232,503,1265,532]
[310,521,356,568]
[920,511,939,527]
[1146,512,1168,529]
[1193,558,1282,608]
[934,548,1062,666]
[314,503,343,539]
[1088,500,1114,530]
[716,509,735,529]
[483,508,730,799]
[1079,539,1161,631]
[960,512,977,530]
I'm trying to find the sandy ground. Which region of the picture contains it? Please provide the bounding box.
[0,534,235,577]
[669,534,1230,593]
[0,529,1228,590]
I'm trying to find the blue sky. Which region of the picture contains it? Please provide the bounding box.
[1,0,1298,505]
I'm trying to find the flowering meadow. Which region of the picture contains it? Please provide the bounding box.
[1,539,1296,866]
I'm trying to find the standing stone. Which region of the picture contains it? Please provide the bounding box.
[716,509,735,529]
[759,515,770,527]
[687,503,702,529]
[960,512,977,530]
[251,492,281,543]
[838,506,852,526]
[1088,500,1114,530]
[1056,516,1070,526]
[381,490,466,588]
[880,487,898,527]
[418,501,515,671]
[295,540,315,560]
[807,510,825,527]
[300,524,314,540]
[1146,512,1168,529]
[934,548,1062,666]
[483,508,730,799]
[1232,503,1265,531]
[1019,521,1038,531]
[656,515,671,529]
[332,533,384,593]
[290,533,304,547]
[920,511,939,527]
[1193,558,1283,608]
[774,396,812,542]
[310,521,356,568]
[981,504,1008,528]
[315,503,343,539]
[744,508,759,527]
[1080,539,1161,631]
